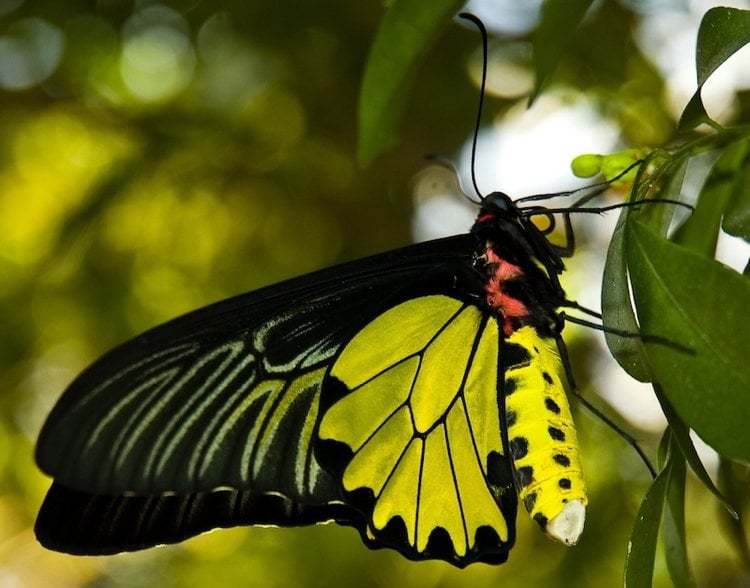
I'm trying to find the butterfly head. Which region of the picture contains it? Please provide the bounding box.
[475,191,524,228]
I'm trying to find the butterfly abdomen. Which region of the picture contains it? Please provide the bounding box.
[501,327,587,545]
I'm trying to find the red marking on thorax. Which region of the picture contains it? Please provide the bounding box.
[483,246,529,336]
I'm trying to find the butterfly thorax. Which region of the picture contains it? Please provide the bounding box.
[471,193,566,338]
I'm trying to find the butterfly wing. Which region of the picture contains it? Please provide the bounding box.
[316,295,517,567]
[35,235,487,554]
[36,483,356,555]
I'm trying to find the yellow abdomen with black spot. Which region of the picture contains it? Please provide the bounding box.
[502,326,587,545]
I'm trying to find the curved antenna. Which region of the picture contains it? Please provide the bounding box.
[458,12,488,201]
[515,159,645,205]
[424,154,481,204]
[523,198,693,219]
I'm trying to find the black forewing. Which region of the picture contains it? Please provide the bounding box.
[36,235,481,501]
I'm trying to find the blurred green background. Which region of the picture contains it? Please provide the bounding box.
[1,0,749,586]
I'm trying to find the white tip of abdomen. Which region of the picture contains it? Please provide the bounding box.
[546,499,586,545]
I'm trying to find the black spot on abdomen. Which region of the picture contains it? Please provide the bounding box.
[548,426,565,442]
[509,437,529,459]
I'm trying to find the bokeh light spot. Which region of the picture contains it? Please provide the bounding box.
[120,6,196,103]
[0,18,63,90]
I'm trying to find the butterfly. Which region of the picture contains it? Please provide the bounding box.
[33,11,616,568]
[34,174,603,567]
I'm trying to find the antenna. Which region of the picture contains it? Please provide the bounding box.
[515,160,644,205]
[458,12,488,200]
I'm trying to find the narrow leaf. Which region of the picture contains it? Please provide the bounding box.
[530,0,594,104]
[626,220,750,461]
[602,205,650,381]
[678,91,714,131]
[634,158,688,238]
[722,140,750,242]
[624,442,671,588]
[678,7,750,130]
[656,388,737,517]
[603,155,686,381]
[663,441,696,587]
[695,7,750,86]
[672,141,750,256]
[718,458,750,567]
[357,0,463,165]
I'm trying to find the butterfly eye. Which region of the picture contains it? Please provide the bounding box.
[482,192,514,213]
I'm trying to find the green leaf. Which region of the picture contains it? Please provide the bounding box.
[634,159,687,238]
[722,141,750,242]
[673,139,750,255]
[679,91,714,131]
[530,0,594,104]
[678,7,750,130]
[624,434,672,588]
[602,154,685,381]
[663,438,696,587]
[602,203,650,381]
[656,388,737,517]
[626,219,750,461]
[718,458,750,567]
[357,0,463,165]
[695,8,750,87]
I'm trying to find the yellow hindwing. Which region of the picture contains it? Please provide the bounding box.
[317,295,515,564]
